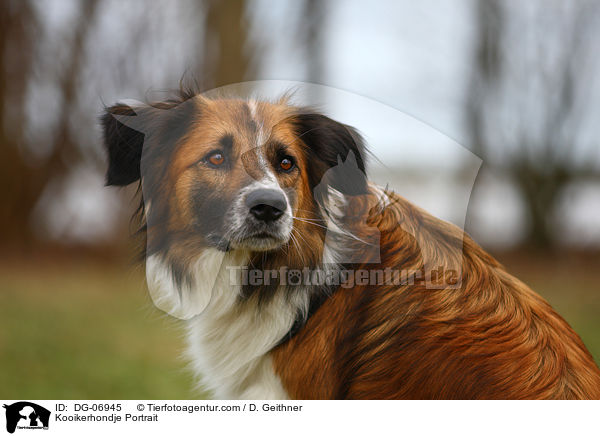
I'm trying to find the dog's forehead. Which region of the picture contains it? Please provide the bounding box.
[198,98,296,150]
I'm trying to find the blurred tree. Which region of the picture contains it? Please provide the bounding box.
[0,0,100,250]
[0,0,38,248]
[466,0,600,249]
[203,0,253,88]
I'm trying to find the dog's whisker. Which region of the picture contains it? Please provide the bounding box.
[289,231,307,265]
[291,226,311,247]
[292,215,325,222]
[293,217,329,230]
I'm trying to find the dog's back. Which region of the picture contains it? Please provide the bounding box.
[272,191,600,399]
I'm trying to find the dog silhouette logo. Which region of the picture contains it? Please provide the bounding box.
[3,402,50,434]
[312,150,382,264]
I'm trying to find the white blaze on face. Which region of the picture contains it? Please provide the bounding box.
[247,99,268,147]
[234,100,293,237]
[244,147,292,232]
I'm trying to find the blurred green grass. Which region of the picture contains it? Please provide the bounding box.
[0,255,598,399]
[0,262,203,399]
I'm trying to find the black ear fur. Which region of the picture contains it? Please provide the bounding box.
[101,104,145,186]
[293,113,368,196]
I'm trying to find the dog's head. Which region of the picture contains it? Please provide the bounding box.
[102,94,368,260]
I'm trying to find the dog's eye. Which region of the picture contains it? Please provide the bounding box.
[279,157,295,172]
[207,152,225,166]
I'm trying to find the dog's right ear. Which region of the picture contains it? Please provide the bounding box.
[101,103,147,186]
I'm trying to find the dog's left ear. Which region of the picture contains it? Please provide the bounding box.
[293,113,368,196]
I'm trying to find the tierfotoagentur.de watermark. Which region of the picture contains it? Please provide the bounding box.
[227,265,461,289]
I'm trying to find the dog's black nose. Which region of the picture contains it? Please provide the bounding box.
[246,189,286,222]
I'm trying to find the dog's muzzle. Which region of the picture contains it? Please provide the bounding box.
[245,189,287,222]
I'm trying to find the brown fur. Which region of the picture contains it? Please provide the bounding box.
[272,190,600,399]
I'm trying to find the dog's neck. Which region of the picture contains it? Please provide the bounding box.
[146,185,389,398]
[181,249,317,399]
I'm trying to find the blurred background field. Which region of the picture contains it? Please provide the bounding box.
[1,0,599,399]
[0,258,201,399]
[1,252,598,399]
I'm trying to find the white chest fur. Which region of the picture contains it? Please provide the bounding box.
[157,250,300,399]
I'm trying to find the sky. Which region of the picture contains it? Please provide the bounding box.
[253,0,476,151]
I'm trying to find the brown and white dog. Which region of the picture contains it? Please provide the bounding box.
[102,90,600,399]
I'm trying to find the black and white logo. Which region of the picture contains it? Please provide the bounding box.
[3,402,50,434]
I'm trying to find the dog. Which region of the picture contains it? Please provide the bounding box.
[101,89,600,399]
